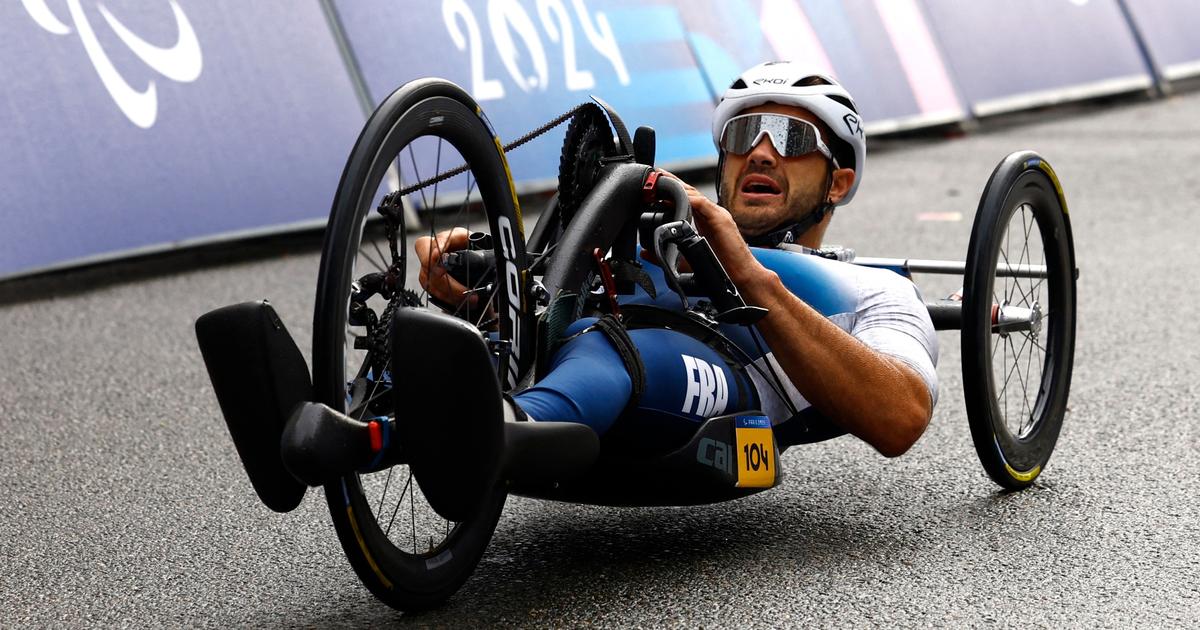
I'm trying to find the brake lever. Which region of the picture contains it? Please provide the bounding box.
[654,221,767,326]
[652,221,688,309]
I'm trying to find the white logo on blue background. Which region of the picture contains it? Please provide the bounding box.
[682,354,729,418]
[22,0,203,129]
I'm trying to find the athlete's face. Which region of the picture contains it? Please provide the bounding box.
[718,104,834,238]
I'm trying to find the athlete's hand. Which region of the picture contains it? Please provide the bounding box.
[414,228,478,308]
[651,169,765,286]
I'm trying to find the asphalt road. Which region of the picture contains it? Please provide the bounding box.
[3,90,1199,628]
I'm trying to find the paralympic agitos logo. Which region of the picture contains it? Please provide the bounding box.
[22,0,203,129]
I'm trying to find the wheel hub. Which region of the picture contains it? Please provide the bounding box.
[993,300,1042,337]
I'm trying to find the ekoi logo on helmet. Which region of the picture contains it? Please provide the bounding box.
[22,0,203,129]
[843,113,863,138]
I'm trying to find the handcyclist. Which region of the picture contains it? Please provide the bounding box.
[418,61,938,457]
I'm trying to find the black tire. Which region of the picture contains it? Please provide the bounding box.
[962,151,1077,490]
[313,78,533,611]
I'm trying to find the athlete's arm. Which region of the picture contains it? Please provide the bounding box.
[672,181,932,457]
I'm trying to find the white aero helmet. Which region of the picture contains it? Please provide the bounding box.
[712,61,866,206]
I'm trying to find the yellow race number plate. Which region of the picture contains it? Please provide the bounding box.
[734,415,775,488]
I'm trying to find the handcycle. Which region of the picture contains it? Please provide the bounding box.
[195,77,1077,612]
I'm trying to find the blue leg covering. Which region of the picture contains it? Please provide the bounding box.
[513,319,757,439]
[514,328,631,435]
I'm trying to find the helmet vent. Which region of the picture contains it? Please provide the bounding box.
[828,95,858,113]
[792,76,831,87]
[730,78,747,89]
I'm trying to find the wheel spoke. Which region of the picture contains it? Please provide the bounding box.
[410,473,418,552]
[999,239,1016,305]
[450,174,478,295]
[1022,330,1048,355]
[408,144,433,212]
[1008,210,1024,307]
[474,288,499,329]
[1029,331,1046,436]
[384,470,412,538]
[1014,358,1030,432]
[1015,204,1033,305]
[351,362,390,422]
[1000,331,1028,426]
[1023,220,1047,301]
[431,138,443,214]
[1005,337,1018,424]
[376,466,395,516]
[1000,335,1011,421]
[1011,332,1032,430]
[451,170,478,223]
[347,385,392,419]
[360,241,388,274]
[451,176,482,311]
[1021,325,1038,435]
[1013,271,1036,307]
[999,336,1016,400]
[1028,275,1047,301]
[418,172,479,308]
[369,236,391,273]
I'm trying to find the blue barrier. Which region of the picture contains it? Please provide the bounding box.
[1119,0,1200,81]
[919,0,1153,116]
[676,0,966,134]
[0,0,1188,279]
[329,0,716,195]
[0,1,365,279]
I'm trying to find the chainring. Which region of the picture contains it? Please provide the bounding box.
[557,104,618,229]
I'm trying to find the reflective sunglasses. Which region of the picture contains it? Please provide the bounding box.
[720,113,837,166]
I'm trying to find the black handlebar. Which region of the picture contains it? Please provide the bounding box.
[443,231,496,290]
[644,176,691,302]
[441,172,767,327]
[635,175,767,325]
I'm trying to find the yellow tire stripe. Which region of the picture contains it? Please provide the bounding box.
[1004,461,1042,483]
[493,136,524,232]
[347,505,393,590]
[1034,160,1070,216]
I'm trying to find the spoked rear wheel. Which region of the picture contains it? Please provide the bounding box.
[313,79,532,611]
[963,152,1077,490]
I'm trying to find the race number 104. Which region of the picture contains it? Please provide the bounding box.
[442,0,630,101]
[734,415,774,488]
[742,442,769,473]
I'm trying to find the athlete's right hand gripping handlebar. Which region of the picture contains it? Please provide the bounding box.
[646,176,767,326]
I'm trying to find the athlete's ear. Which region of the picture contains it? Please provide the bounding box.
[826,167,855,205]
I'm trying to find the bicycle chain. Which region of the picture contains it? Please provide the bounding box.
[395,103,595,196]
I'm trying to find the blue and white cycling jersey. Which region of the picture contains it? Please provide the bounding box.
[514,245,939,442]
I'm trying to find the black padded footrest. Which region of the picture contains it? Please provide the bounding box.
[195,301,311,513]
[391,307,505,522]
